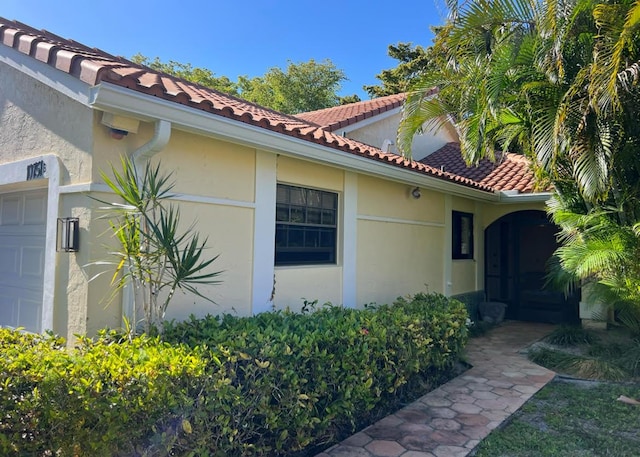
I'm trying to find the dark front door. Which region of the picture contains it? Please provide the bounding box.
[484,210,578,323]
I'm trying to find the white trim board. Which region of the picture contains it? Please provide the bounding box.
[251,152,276,314]
[342,172,358,308]
[59,183,256,209]
[357,214,445,228]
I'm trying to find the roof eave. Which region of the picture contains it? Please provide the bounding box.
[91,82,501,202]
[0,43,93,106]
[498,190,553,203]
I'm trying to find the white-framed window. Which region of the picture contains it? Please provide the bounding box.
[275,184,337,266]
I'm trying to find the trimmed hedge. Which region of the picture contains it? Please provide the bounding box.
[0,293,468,456]
[0,330,215,456]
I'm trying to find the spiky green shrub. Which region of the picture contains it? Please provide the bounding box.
[96,158,222,334]
[545,325,598,346]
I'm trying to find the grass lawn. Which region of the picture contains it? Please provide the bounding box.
[472,324,640,457]
[473,378,640,456]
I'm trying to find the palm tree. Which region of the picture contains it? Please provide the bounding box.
[399,0,640,322]
[399,0,640,205]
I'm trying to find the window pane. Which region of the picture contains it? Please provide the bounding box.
[275,184,338,266]
[322,209,335,225]
[461,217,471,255]
[275,225,287,247]
[320,229,335,247]
[322,193,337,209]
[290,206,305,223]
[288,227,304,247]
[452,211,473,259]
[277,185,289,203]
[304,228,319,247]
[307,208,322,224]
[276,204,289,222]
[307,190,322,207]
[290,187,305,205]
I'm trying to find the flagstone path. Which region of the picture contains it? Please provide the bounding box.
[317,321,556,457]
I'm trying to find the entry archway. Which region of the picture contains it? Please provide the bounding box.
[484,210,578,323]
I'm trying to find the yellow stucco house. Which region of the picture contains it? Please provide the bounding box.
[0,18,574,340]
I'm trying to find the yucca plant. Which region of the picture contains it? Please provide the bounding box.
[96,158,222,334]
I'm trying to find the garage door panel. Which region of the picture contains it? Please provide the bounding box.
[18,297,41,332]
[1,196,21,225]
[0,191,46,333]
[24,194,47,225]
[0,295,17,328]
[0,246,19,275]
[21,246,45,277]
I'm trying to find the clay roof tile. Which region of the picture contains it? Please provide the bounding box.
[0,17,500,194]
[421,143,545,194]
[296,93,407,131]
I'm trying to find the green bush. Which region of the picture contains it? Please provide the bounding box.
[0,329,218,456]
[162,292,468,454]
[0,292,468,456]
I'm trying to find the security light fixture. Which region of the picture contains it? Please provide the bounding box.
[57,217,80,252]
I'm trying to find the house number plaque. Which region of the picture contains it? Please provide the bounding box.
[26,160,46,180]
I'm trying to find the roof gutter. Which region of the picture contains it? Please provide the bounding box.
[498,190,553,203]
[89,83,518,203]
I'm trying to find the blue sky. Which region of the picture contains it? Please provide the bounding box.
[3,1,448,99]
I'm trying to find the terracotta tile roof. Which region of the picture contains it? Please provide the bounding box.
[421,142,539,193]
[0,18,497,194]
[296,93,415,131]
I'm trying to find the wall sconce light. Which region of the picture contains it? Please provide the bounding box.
[57,217,80,252]
[411,187,421,199]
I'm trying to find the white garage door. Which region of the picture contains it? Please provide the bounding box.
[0,190,47,332]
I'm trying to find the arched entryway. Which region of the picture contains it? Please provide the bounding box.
[484,210,578,323]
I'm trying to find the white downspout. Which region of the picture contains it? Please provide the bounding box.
[123,119,172,327]
[131,119,172,166]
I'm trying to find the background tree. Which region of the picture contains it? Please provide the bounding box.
[339,94,362,105]
[363,38,444,98]
[238,59,349,114]
[131,54,240,96]
[132,54,357,114]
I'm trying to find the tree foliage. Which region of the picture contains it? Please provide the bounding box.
[238,59,348,114]
[339,94,362,105]
[131,53,239,96]
[132,54,356,114]
[364,42,434,98]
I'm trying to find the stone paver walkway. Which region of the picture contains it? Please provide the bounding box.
[317,321,556,457]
